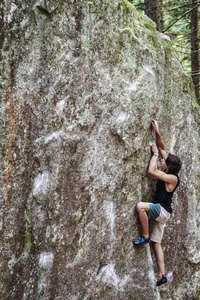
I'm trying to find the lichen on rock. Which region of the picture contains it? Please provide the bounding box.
[0,0,200,299]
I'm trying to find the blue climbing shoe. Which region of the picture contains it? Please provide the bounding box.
[132,236,150,245]
[157,275,167,286]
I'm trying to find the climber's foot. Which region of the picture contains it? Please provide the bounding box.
[132,235,150,245]
[157,275,167,286]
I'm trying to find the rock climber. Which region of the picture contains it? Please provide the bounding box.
[132,119,182,287]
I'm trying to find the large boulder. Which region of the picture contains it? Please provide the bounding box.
[0,0,200,299]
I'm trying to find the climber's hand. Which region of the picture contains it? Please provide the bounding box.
[152,119,159,133]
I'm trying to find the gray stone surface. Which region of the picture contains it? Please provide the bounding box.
[0,0,200,299]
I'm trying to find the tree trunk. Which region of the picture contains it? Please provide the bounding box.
[144,0,162,31]
[158,0,164,32]
[190,0,199,103]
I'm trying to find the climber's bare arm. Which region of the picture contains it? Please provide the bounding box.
[152,120,167,159]
[148,144,177,190]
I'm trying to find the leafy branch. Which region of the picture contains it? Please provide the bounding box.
[163,3,200,33]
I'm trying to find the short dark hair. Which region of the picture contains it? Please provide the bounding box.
[166,153,182,175]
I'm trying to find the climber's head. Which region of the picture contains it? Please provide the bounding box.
[165,153,182,175]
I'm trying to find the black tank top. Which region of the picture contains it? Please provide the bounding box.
[153,175,180,213]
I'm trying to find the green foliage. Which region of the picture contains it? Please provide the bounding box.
[163,0,192,74]
[129,0,199,76]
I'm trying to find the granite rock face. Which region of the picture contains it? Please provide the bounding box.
[0,0,200,299]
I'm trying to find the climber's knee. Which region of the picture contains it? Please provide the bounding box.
[136,202,150,213]
[136,202,142,212]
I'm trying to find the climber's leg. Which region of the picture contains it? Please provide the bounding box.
[132,202,150,245]
[152,241,167,286]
